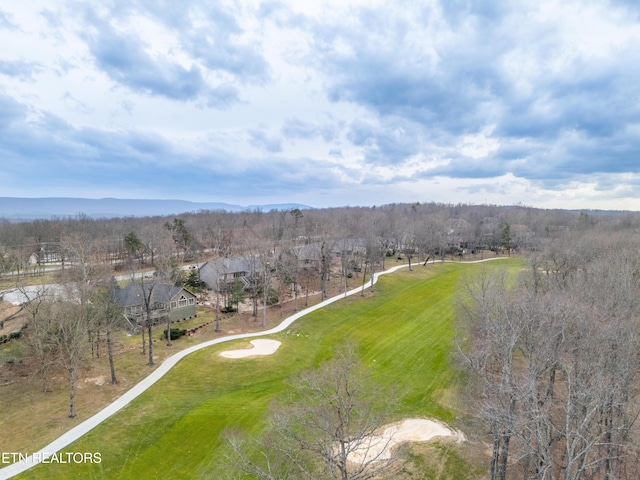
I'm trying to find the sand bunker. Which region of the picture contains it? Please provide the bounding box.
[219,339,282,359]
[347,418,465,464]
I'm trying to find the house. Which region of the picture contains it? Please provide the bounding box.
[289,243,322,266]
[199,256,263,292]
[27,242,62,266]
[114,282,197,325]
[274,240,368,275]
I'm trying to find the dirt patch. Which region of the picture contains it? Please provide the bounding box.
[0,301,25,335]
[83,375,105,386]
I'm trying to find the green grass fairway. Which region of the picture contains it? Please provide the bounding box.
[16,259,521,479]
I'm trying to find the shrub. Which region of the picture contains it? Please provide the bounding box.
[162,328,187,340]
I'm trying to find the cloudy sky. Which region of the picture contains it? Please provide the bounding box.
[1,0,640,210]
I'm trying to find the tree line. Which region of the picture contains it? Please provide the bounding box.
[2,203,638,276]
[459,232,640,479]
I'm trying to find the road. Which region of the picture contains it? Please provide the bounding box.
[0,263,205,305]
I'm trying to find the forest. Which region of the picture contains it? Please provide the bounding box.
[1,202,639,479]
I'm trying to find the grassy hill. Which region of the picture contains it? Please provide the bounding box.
[14,259,521,479]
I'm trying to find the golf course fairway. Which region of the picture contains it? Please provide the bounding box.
[13,259,520,479]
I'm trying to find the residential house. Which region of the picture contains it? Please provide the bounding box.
[114,282,197,326]
[199,256,263,292]
[27,242,62,266]
[290,243,322,267]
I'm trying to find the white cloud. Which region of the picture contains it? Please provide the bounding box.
[0,0,639,209]
[459,127,500,159]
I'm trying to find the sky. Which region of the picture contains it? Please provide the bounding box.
[1,0,640,210]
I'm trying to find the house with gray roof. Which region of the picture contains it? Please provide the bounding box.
[199,256,263,292]
[114,282,197,325]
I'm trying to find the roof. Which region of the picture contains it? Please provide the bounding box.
[113,282,192,307]
[279,240,366,260]
[199,256,263,284]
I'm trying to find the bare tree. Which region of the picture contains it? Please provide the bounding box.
[226,342,400,480]
[319,239,333,301]
[277,246,302,311]
[459,242,640,480]
[458,268,522,480]
[135,280,159,366]
[31,299,87,418]
[21,284,57,392]
[90,278,125,384]
[154,246,181,348]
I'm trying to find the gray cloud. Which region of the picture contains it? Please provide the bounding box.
[0,9,16,30]
[134,0,270,83]
[346,118,418,165]
[83,18,211,101]
[249,129,282,153]
[77,2,272,106]
[182,8,269,83]
[311,5,504,135]
[281,117,338,142]
[0,59,42,81]
[0,92,25,128]
[80,1,270,93]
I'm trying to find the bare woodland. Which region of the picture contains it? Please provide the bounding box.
[459,233,640,480]
[2,203,640,478]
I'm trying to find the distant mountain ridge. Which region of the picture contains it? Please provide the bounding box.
[0,197,313,221]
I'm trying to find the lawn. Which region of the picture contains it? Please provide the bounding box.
[13,259,521,479]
